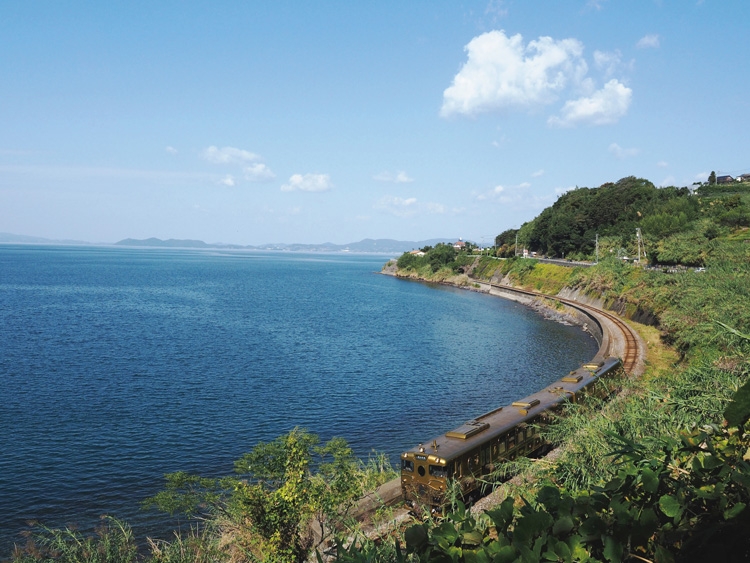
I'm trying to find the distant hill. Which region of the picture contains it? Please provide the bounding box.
[1,232,460,254]
[115,237,214,249]
[114,237,454,254]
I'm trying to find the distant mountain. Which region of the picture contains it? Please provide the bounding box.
[115,237,214,249]
[114,237,455,254]
[0,233,460,254]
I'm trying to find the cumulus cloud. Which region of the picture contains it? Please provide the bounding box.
[608,142,640,159]
[202,145,261,164]
[657,160,669,168]
[440,30,587,117]
[637,34,660,49]
[373,170,414,183]
[220,175,236,187]
[281,173,333,192]
[548,79,632,127]
[443,30,635,127]
[165,146,178,154]
[531,169,545,177]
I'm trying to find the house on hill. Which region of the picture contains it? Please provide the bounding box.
[453,238,466,250]
[717,175,735,184]
[739,174,750,183]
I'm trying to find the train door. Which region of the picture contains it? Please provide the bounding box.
[480,445,491,471]
[414,456,428,483]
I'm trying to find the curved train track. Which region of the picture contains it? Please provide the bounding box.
[486,283,643,376]
[347,279,647,540]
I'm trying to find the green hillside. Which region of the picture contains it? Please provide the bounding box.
[495,176,750,265]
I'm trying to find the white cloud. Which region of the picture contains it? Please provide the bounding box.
[220,175,236,187]
[657,160,669,168]
[531,169,545,177]
[374,195,418,218]
[202,145,261,164]
[281,173,332,192]
[636,34,660,49]
[244,163,276,182]
[426,202,446,214]
[441,30,587,117]
[608,142,640,159]
[373,170,414,183]
[165,146,178,154]
[548,79,632,127]
[587,0,608,10]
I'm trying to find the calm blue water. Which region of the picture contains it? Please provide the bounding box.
[0,245,597,551]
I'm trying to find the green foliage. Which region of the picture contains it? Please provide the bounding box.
[146,525,225,563]
[394,243,476,277]
[427,243,458,272]
[504,175,750,264]
[142,428,396,563]
[394,418,750,562]
[11,517,137,563]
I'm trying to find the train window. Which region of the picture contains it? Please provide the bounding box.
[470,454,479,469]
[429,465,448,478]
[401,460,414,472]
[498,438,506,454]
[418,466,426,477]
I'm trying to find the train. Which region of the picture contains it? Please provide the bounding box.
[400,356,623,509]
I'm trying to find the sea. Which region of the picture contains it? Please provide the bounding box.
[0,244,598,552]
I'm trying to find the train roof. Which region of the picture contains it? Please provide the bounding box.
[403,357,621,463]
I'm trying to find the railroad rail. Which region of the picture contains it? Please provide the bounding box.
[484,283,644,376]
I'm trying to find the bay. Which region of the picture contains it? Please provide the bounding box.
[0,245,597,551]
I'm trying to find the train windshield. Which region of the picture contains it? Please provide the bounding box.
[401,460,414,472]
[429,465,447,478]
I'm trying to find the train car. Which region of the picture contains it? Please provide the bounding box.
[400,357,622,509]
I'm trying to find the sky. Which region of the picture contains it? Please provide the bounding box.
[1,1,749,246]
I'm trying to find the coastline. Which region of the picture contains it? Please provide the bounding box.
[379,263,644,372]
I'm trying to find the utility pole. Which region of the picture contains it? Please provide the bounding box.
[515,232,518,257]
[636,228,647,264]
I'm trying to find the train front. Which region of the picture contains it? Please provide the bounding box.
[400,443,449,509]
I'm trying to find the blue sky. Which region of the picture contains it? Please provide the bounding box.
[1,1,748,246]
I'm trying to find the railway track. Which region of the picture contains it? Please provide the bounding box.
[486,283,643,376]
[343,278,647,548]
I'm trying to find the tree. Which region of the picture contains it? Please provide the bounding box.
[709,170,717,185]
[145,429,375,563]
